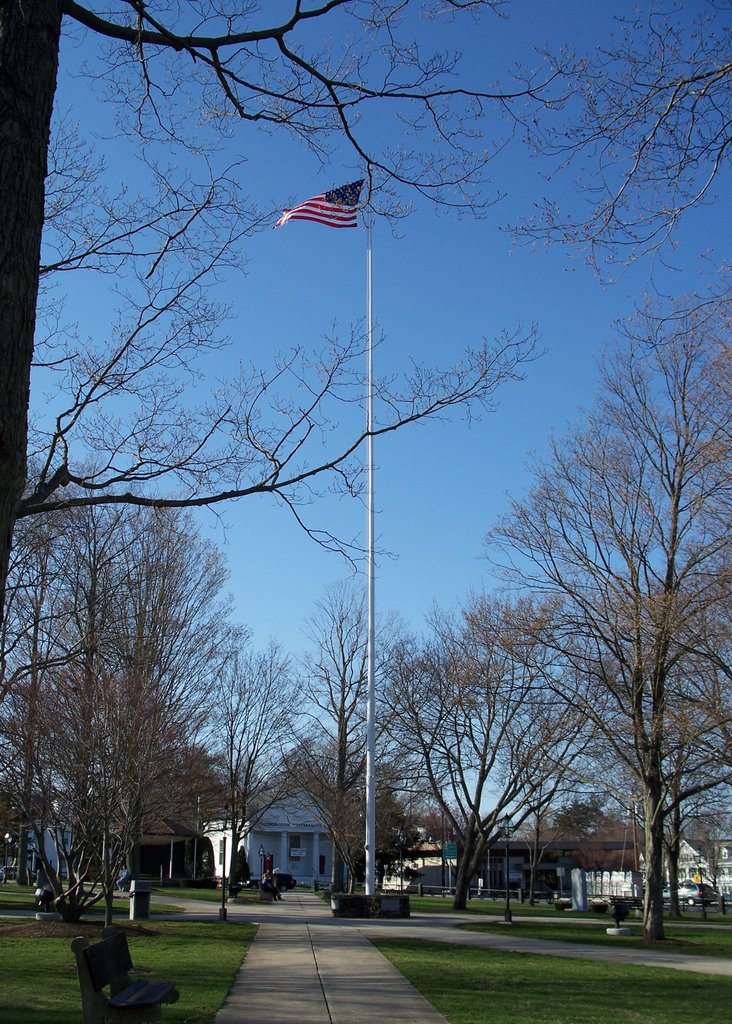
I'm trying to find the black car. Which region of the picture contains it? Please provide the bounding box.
[273,871,297,890]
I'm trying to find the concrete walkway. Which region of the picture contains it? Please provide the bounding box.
[215,892,449,1024]
[210,890,732,1023]
[215,917,449,1024]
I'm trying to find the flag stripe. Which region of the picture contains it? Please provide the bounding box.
[275,179,364,229]
[281,207,359,228]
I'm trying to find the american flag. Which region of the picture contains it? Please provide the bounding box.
[275,179,364,229]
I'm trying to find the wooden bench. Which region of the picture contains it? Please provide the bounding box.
[71,928,179,1024]
[608,895,643,911]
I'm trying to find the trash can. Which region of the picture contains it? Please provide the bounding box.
[129,879,152,920]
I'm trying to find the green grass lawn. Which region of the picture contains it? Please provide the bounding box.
[155,885,223,901]
[409,894,728,921]
[459,919,732,956]
[408,895,598,917]
[152,885,264,906]
[0,919,255,1024]
[0,882,235,916]
[374,937,732,1024]
[409,895,610,917]
[0,884,176,917]
[0,884,35,907]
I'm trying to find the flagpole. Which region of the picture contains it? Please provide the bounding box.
[274,178,372,890]
[364,211,377,897]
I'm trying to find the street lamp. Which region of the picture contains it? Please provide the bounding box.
[397,829,406,893]
[219,806,229,922]
[501,816,513,923]
[440,813,446,891]
[27,839,36,883]
[3,833,13,883]
[193,796,200,881]
[258,844,264,880]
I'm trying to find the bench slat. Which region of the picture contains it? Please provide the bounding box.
[109,980,178,1008]
[83,940,112,990]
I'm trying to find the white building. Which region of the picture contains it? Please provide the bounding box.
[246,801,333,883]
[207,800,333,885]
[678,837,732,893]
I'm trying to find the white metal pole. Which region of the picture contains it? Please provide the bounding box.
[365,212,377,896]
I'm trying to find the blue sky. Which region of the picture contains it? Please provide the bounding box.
[43,1,726,657]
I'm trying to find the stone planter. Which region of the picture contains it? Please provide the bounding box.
[330,893,410,918]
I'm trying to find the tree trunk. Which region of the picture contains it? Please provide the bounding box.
[102,833,111,926]
[104,889,114,928]
[643,782,666,941]
[331,849,346,892]
[228,828,241,883]
[452,822,484,910]
[0,0,62,625]
[16,831,29,887]
[527,826,543,906]
[665,803,682,919]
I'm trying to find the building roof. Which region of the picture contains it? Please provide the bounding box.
[138,819,201,846]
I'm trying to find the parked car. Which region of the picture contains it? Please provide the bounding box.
[273,871,297,891]
[0,866,17,882]
[677,880,718,906]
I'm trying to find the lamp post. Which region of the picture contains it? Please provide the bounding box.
[219,807,228,922]
[258,844,264,880]
[27,840,36,883]
[397,829,406,893]
[440,813,446,892]
[193,796,200,881]
[502,815,513,923]
[3,833,13,883]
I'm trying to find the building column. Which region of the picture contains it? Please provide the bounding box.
[279,832,288,870]
[312,832,320,879]
[246,834,260,879]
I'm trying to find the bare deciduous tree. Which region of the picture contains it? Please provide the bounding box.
[1,0,566,634]
[525,1,732,274]
[290,580,403,891]
[489,306,732,939]
[1,503,231,922]
[388,593,586,909]
[210,639,295,884]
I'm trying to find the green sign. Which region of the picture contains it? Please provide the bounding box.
[443,842,457,860]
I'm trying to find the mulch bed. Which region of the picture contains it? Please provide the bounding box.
[0,920,159,939]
